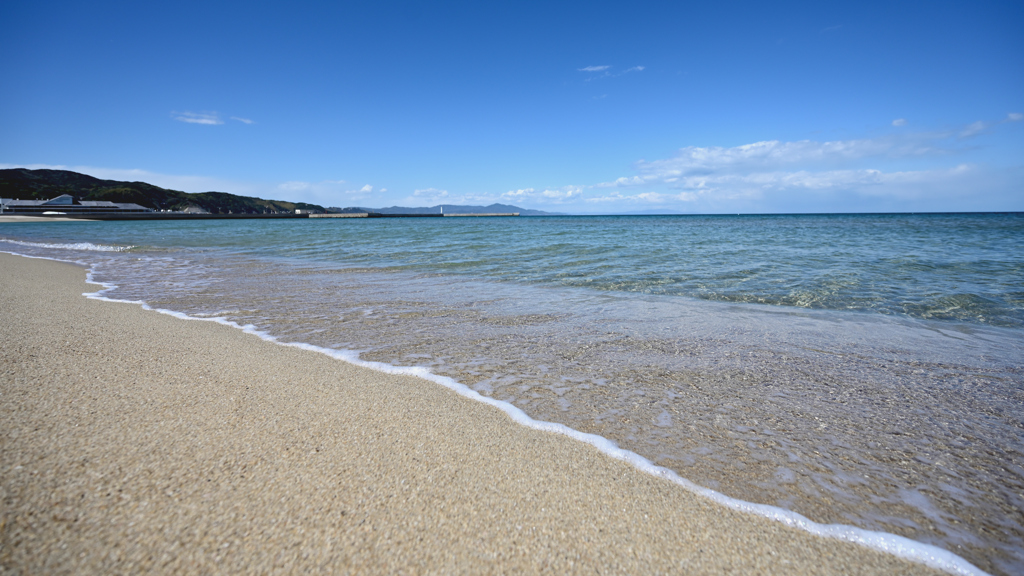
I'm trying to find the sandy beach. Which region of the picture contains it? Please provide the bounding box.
[0,253,945,574]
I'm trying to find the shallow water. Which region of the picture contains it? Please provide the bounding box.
[3,213,1022,574]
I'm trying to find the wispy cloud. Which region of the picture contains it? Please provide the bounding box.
[392,187,513,207]
[501,186,582,203]
[278,180,379,201]
[960,120,988,138]
[1007,112,1023,122]
[173,111,223,125]
[407,188,450,204]
[586,165,980,206]
[820,25,843,33]
[613,135,944,184]
[172,111,254,125]
[586,191,687,203]
[892,118,907,127]
[578,117,1020,210]
[577,65,645,80]
[596,176,650,188]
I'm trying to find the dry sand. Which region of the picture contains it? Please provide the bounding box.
[0,253,944,574]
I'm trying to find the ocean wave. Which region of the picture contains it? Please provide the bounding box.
[0,238,135,252]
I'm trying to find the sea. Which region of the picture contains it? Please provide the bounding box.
[2,213,1021,575]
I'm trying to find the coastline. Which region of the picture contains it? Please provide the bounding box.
[0,253,949,574]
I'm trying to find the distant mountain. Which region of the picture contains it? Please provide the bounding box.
[0,168,326,214]
[328,203,563,216]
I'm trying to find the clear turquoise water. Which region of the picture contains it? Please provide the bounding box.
[12,213,1020,325]
[3,213,1022,574]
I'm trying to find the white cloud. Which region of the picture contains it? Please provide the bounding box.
[1007,112,1023,122]
[408,188,450,204]
[609,136,938,186]
[578,65,646,79]
[542,186,583,199]
[277,179,377,202]
[892,118,907,127]
[278,181,313,192]
[394,188,512,207]
[502,188,535,199]
[501,186,582,203]
[586,191,689,203]
[960,120,988,138]
[595,139,931,194]
[172,112,254,126]
[667,169,891,195]
[173,111,223,125]
[583,165,985,209]
[595,175,653,188]
[574,117,1021,212]
[413,187,447,197]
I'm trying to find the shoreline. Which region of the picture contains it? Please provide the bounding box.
[0,253,960,574]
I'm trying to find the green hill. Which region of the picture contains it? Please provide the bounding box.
[0,168,325,214]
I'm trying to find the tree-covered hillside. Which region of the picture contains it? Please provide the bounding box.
[0,169,325,214]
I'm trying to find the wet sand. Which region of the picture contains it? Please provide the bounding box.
[0,253,946,574]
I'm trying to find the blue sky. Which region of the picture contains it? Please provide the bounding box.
[2,0,1021,213]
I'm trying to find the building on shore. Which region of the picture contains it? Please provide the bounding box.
[0,194,152,214]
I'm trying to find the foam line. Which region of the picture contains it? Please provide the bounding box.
[0,238,134,252]
[0,249,986,576]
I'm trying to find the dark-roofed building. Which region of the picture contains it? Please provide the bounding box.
[0,194,152,214]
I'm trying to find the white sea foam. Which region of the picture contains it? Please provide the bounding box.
[0,238,134,252]
[72,266,987,576]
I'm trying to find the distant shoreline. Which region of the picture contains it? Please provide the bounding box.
[3,211,1021,223]
[0,212,522,222]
